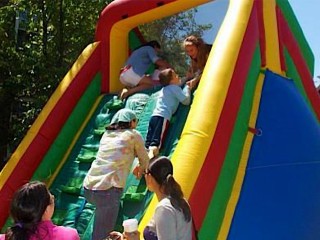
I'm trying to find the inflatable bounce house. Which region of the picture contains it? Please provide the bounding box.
[1,0,319,239]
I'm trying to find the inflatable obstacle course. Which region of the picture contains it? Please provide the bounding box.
[1,0,319,239]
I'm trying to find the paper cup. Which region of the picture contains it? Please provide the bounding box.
[123,218,138,233]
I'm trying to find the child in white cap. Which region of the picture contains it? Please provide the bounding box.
[83,108,149,240]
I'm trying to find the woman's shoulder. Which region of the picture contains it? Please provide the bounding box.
[157,197,189,214]
[36,221,79,240]
[117,129,144,141]
[118,128,138,134]
[106,128,137,135]
[141,45,154,50]
[154,198,177,219]
[135,45,154,53]
[53,225,80,240]
[129,129,142,136]
[157,197,173,209]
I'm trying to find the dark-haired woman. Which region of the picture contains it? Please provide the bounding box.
[0,181,79,240]
[143,156,192,240]
[108,156,192,240]
[119,40,171,99]
[83,108,149,240]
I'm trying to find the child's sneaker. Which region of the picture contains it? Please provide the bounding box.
[148,146,159,159]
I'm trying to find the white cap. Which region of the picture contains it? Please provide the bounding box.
[110,109,136,125]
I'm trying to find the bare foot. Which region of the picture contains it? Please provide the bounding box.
[119,88,129,100]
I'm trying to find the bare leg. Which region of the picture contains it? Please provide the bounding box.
[120,76,154,100]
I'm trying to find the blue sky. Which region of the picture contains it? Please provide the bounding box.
[289,0,319,86]
[196,0,319,87]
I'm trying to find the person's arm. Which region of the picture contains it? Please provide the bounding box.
[173,85,191,106]
[186,70,202,90]
[181,85,191,105]
[186,76,199,90]
[185,65,194,80]
[154,58,172,69]
[147,46,172,70]
[133,131,149,175]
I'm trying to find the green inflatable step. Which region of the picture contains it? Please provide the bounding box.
[122,178,148,202]
[60,177,85,195]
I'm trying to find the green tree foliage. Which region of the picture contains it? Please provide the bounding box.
[139,9,212,76]
[0,0,109,162]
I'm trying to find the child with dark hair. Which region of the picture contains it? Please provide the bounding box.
[0,181,79,240]
[83,108,149,240]
[119,40,171,99]
[145,68,191,158]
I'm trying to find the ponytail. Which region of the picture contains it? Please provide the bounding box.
[5,223,33,240]
[163,174,191,222]
[148,157,191,222]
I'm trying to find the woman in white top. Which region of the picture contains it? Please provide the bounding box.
[110,156,192,240]
[143,156,192,240]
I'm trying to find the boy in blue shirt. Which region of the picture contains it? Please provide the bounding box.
[145,68,191,158]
